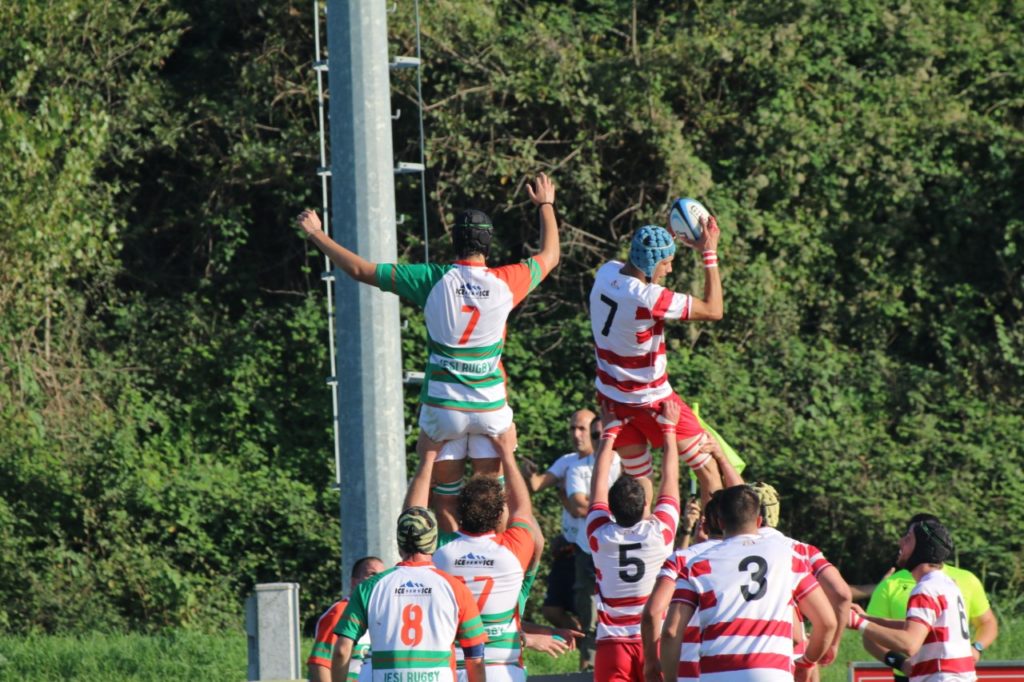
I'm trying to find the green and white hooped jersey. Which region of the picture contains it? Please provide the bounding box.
[335,560,486,682]
[434,519,535,668]
[376,259,547,411]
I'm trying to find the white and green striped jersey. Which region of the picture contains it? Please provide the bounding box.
[376,258,548,411]
[434,518,535,668]
[335,560,486,682]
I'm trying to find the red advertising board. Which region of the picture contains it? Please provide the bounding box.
[850,662,1024,682]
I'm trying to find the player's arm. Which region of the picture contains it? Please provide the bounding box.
[402,449,436,510]
[526,467,558,494]
[702,437,743,487]
[525,173,560,274]
[971,608,998,658]
[641,576,676,682]
[297,209,379,286]
[815,565,853,662]
[589,409,622,507]
[494,424,531,519]
[658,601,695,682]
[795,586,837,663]
[851,606,930,657]
[656,401,681,502]
[566,491,589,518]
[309,662,331,682]
[682,215,722,321]
[329,637,354,682]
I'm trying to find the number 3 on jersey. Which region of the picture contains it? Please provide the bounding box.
[400,604,424,645]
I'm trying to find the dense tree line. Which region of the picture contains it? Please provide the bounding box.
[1,0,1021,633]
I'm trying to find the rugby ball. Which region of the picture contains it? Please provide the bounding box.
[669,198,709,241]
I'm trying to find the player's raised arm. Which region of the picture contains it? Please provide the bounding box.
[297,209,380,286]
[656,401,681,503]
[589,408,623,508]
[681,215,722,321]
[403,450,437,511]
[494,424,532,521]
[525,173,560,274]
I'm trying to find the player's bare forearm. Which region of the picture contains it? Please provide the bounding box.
[642,578,674,667]
[972,609,998,649]
[862,619,927,657]
[403,450,436,510]
[659,603,691,682]
[309,663,331,682]
[688,265,722,321]
[494,424,532,518]
[589,435,617,507]
[800,588,838,662]
[526,173,560,273]
[658,402,681,502]
[464,657,486,682]
[705,438,744,487]
[297,209,379,286]
[687,216,723,321]
[330,638,354,682]
[818,567,853,651]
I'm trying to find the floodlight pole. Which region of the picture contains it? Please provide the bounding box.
[326,0,405,586]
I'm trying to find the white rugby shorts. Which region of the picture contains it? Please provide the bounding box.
[419,404,513,461]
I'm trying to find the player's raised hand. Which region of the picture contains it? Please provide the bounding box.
[847,605,868,631]
[525,172,556,206]
[297,208,323,236]
[657,400,681,431]
[494,422,518,458]
[695,215,720,252]
[599,403,626,440]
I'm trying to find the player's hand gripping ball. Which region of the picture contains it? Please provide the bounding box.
[669,198,710,242]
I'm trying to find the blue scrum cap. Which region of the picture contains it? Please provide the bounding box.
[629,225,676,277]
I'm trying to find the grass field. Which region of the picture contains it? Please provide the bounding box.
[1,621,1021,681]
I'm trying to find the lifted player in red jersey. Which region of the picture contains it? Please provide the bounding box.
[588,219,722,501]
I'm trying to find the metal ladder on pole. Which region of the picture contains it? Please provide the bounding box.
[311,0,429,488]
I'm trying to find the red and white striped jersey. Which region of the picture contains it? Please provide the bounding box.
[586,495,680,641]
[759,527,834,578]
[589,260,692,406]
[657,539,722,682]
[672,533,820,682]
[905,570,977,682]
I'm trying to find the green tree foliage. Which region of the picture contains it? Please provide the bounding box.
[1,0,1022,633]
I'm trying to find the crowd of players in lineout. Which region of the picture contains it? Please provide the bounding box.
[295,174,993,682]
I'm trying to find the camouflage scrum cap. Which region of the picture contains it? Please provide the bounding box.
[750,481,780,528]
[396,506,438,555]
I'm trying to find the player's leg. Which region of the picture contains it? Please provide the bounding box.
[467,406,513,480]
[542,539,581,630]
[420,405,473,531]
[594,640,635,682]
[426,436,467,532]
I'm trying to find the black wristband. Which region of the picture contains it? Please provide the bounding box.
[883,651,907,671]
